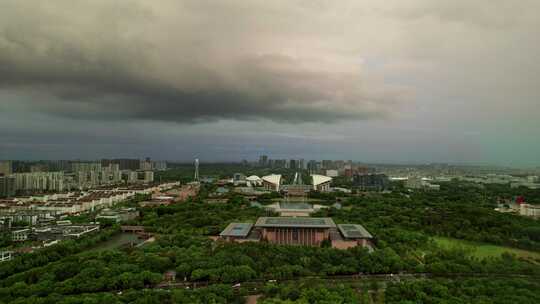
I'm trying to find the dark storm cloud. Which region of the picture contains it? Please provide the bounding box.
[2,0,540,166]
[0,1,408,124]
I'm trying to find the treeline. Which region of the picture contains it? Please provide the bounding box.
[259,283,363,303]
[2,182,540,302]
[317,186,540,251]
[386,277,540,304]
[2,285,241,304]
[0,226,120,282]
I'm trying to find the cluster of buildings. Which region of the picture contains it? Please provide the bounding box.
[255,156,395,192]
[138,182,199,207]
[495,196,540,219]
[457,174,540,189]
[0,222,101,262]
[0,182,179,228]
[11,223,100,244]
[219,217,373,250]
[0,159,169,197]
[95,208,139,223]
[257,156,375,178]
[404,177,441,191]
[222,169,392,195]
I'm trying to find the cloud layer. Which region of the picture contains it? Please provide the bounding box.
[0,0,412,123]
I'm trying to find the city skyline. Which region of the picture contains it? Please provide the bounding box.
[1,1,539,167]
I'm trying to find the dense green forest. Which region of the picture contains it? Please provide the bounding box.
[1,178,539,303]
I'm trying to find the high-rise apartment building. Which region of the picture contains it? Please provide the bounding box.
[153,161,167,171]
[102,159,140,170]
[140,158,153,171]
[0,161,12,176]
[71,162,102,173]
[13,172,65,192]
[0,176,16,197]
[259,155,268,167]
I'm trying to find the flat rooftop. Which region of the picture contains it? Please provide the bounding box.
[338,224,373,239]
[219,223,253,237]
[278,202,313,210]
[255,217,336,228]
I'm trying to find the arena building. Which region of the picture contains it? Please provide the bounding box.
[218,216,374,250]
[311,174,333,192]
[261,174,281,191]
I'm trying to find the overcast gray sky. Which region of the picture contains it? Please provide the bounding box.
[1,0,539,166]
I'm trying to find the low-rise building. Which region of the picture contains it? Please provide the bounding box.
[353,173,389,191]
[12,228,31,242]
[332,224,374,250]
[219,223,257,243]
[0,251,13,263]
[264,202,327,217]
[405,177,440,191]
[520,204,540,219]
[325,170,339,177]
[96,208,139,223]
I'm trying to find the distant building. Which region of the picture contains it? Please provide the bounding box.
[259,155,268,167]
[510,182,540,189]
[71,162,102,173]
[233,173,246,185]
[405,177,440,191]
[13,172,65,192]
[322,160,333,170]
[325,170,339,177]
[289,159,297,170]
[0,161,12,176]
[30,164,48,173]
[153,161,167,171]
[0,176,16,198]
[307,160,318,172]
[140,159,153,171]
[102,159,140,171]
[142,171,154,183]
[353,173,389,191]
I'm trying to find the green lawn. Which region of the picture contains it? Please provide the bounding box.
[433,236,540,260]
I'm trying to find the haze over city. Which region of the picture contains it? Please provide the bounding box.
[1,0,539,166]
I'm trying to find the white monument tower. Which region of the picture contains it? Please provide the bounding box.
[194,158,200,183]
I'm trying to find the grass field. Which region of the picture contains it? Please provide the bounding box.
[433,236,540,260]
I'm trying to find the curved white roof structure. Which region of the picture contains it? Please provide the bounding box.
[246,175,262,182]
[262,174,281,186]
[311,174,332,186]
